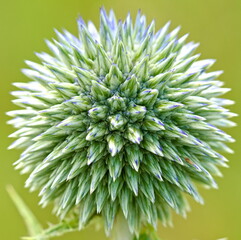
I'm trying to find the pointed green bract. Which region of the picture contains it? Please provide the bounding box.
[8,8,235,239]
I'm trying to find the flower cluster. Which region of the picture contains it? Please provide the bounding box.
[8,9,235,236]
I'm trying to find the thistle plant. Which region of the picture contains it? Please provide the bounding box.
[8,8,236,240]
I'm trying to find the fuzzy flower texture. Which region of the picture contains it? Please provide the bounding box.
[8,9,235,237]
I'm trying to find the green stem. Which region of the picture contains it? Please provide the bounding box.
[112,212,134,240]
[6,185,46,240]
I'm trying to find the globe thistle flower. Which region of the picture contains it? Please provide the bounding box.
[8,8,236,239]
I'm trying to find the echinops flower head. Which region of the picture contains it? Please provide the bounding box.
[8,8,236,237]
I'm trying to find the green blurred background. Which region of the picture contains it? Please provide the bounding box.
[1,0,241,239]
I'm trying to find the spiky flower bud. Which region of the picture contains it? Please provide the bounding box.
[8,8,235,238]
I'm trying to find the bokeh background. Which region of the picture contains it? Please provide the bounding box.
[1,0,241,239]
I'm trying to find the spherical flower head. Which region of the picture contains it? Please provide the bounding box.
[8,8,236,237]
